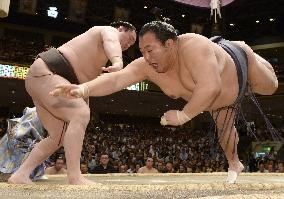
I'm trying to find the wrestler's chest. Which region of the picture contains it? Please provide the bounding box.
[151,71,194,99]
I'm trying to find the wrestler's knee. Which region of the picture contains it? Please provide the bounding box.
[40,137,62,151]
[69,106,90,127]
[268,78,278,95]
[252,75,278,95]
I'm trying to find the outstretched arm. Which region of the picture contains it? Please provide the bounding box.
[50,58,148,98]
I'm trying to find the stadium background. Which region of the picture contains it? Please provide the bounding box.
[0,0,283,174]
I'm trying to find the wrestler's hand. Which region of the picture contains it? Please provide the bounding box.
[49,83,89,99]
[161,110,191,126]
[102,62,123,73]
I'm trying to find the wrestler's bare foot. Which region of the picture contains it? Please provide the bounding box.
[230,161,244,173]
[226,161,244,184]
[8,173,34,184]
[69,176,99,185]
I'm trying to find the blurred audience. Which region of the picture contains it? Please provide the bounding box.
[137,157,158,173]
[80,162,89,174]
[0,113,283,174]
[45,157,67,175]
[93,153,116,174]
[0,36,44,64]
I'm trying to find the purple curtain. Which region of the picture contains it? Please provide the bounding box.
[173,0,235,8]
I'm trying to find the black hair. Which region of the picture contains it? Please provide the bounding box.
[139,21,178,44]
[110,21,136,31]
[101,152,109,157]
[56,156,65,163]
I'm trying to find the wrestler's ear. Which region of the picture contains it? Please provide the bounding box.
[117,26,123,32]
[164,39,174,48]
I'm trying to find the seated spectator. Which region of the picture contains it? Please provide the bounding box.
[157,162,165,173]
[187,166,193,173]
[119,164,127,173]
[127,164,135,173]
[267,163,275,173]
[178,164,187,173]
[93,153,116,174]
[45,157,67,175]
[80,162,89,174]
[135,164,141,173]
[165,162,174,173]
[276,162,284,173]
[257,162,268,173]
[137,157,158,173]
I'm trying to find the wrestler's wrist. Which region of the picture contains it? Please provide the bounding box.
[110,56,123,66]
[177,110,191,125]
[79,83,90,98]
[160,116,167,126]
[113,62,123,70]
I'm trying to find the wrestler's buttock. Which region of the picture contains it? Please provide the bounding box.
[28,58,53,77]
[230,41,256,75]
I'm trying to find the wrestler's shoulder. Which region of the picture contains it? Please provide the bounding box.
[88,26,118,34]
[178,33,209,44]
[178,34,213,54]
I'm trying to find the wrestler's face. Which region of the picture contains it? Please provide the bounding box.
[118,27,136,51]
[139,32,173,73]
[146,158,154,168]
[55,159,64,171]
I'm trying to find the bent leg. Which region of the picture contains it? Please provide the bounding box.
[232,41,278,95]
[10,66,95,185]
[8,103,65,184]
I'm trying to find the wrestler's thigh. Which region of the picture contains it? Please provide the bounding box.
[231,41,277,94]
[25,73,90,123]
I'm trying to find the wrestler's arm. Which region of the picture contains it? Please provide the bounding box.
[86,58,147,96]
[100,27,123,71]
[50,58,148,98]
[182,40,222,119]
[137,168,143,173]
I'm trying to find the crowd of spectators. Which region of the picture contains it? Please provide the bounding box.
[254,126,284,142]
[246,146,284,173]
[0,36,44,64]
[79,119,227,174]
[75,117,283,174]
[0,113,283,174]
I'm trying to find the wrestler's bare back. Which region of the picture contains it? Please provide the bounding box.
[58,26,116,83]
[144,34,240,110]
